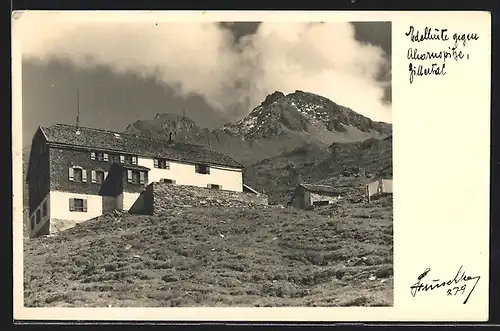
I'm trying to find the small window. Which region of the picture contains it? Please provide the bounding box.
[161,178,176,184]
[313,200,330,206]
[42,201,47,217]
[154,158,170,169]
[95,170,105,184]
[69,167,88,182]
[69,167,83,182]
[195,164,210,175]
[124,155,138,165]
[69,198,87,212]
[96,152,109,162]
[127,170,144,184]
[36,209,41,224]
[132,171,140,184]
[207,184,221,190]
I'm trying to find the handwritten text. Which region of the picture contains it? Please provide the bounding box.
[405,26,479,83]
[409,266,481,304]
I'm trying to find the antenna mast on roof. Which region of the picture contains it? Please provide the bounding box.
[76,89,80,133]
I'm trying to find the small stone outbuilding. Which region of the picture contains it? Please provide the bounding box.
[291,183,341,209]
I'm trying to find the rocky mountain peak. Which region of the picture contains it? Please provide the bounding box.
[260,91,285,107]
[222,90,392,140]
[124,112,200,139]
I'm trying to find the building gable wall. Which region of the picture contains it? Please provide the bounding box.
[49,147,115,195]
[27,130,50,214]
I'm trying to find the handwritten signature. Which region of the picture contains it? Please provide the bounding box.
[410,266,480,304]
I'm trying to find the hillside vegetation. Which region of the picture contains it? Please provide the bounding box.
[24,197,393,307]
[245,136,392,205]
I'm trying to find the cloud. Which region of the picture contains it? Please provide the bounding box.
[239,22,391,122]
[21,18,391,122]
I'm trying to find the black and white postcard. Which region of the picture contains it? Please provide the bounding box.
[12,10,491,322]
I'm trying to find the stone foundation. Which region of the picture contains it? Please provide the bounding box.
[49,218,79,234]
[132,182,269,216]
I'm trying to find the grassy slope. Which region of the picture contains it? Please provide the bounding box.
[24,197,393,307]
[22,147,30,237]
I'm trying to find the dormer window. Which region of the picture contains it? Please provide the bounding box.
[91,151,109,162]
[195,164,210,175]
[127,170,146,184]
[154,158,170,169]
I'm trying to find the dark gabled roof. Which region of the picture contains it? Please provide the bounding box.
[299,183,340,194]
[39,124,243,169]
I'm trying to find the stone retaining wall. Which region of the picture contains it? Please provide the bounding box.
[131,182,269,216]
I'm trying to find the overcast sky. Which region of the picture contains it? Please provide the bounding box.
[20,20,391,145]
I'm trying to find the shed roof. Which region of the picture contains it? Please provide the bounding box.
[299,183,340,194]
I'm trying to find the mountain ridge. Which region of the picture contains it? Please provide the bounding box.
[124,90,391,166]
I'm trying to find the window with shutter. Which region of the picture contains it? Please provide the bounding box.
[73,168,83,182]
[91,170,96,183]
[96,171,105,184]
[139,171,145,184]
[90,152,96,160]
[132,156,138,165]
[120,155,125,163]
[104,153,109,161]
[69,167,74,181]
[132,171,140,184]
[155,159,170,169]
[69,198,75,211]
[82,199,88,212]
[195,164,210,175]
[127,170,133,183]
[82,169,87,182]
